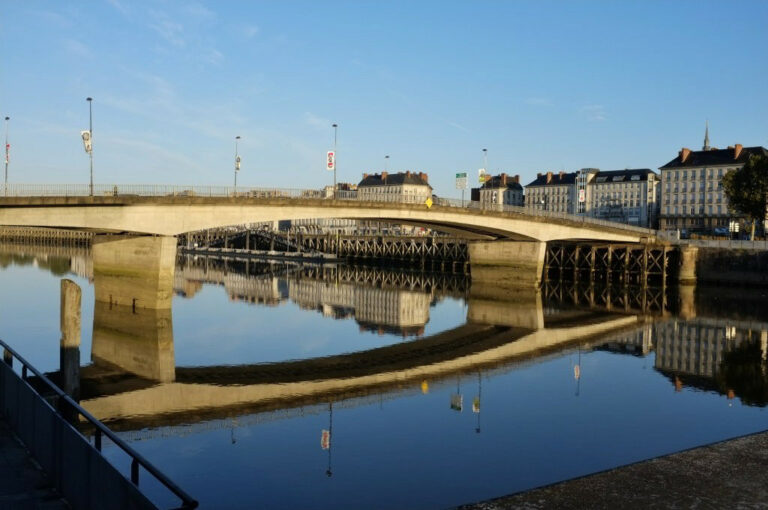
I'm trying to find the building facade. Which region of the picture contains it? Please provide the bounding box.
[524,171,577,214]
[585,168,660,227]
[524,169,660,227]
[658,136,768,232]
[357,171,432,204]
[478,173,524,207]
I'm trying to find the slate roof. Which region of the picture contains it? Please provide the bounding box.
[525,172,577,187]
[659,146,768,169]
[592,168,657,183]
[480,175,523,191]
[358,172,431,188]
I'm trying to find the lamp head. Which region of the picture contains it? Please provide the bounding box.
[86,97,92,102]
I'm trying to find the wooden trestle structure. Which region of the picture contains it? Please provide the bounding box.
[544,242,676,286]
[0,226,93,246]
[542,279,672,317]
[298,234,469,266]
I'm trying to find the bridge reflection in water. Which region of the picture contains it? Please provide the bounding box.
[4,242,767,442]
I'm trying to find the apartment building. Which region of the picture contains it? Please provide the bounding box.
[524,169,660,227]
[479,173,524,206]
[658,135,768,232]
[584,168,660,227]
[524,171,577,214]
[357,171,432,204]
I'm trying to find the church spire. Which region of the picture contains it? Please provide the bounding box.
[703,120,710,151]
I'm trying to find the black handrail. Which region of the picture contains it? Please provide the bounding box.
[0,338,198,509]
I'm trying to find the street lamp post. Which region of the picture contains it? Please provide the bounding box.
[3,116,9,195]
[332,123,338,199]
[384,155,389,172]
[87,97,93,196]
[234,135,241,193]
[482,148,488,174]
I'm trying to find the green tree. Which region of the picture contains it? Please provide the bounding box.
[721,154,768,240]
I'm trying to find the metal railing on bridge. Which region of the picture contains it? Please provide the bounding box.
[1,183,657,236]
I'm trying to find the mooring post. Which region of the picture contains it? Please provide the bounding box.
[60,279,82,421]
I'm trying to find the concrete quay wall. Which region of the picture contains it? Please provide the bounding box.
[692,248,768,287]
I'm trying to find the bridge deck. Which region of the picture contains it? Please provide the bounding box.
[0,194,656,242]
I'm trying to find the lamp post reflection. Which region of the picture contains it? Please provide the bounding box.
[321,401,334,477]
[473,372,482,434]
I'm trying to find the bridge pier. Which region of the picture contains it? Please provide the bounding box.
[467,274,544,330]
[93,235,177,310]
[678,245,698,286]
[91,301,176,383]
[468,240,546,288]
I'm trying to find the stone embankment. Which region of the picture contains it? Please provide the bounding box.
[458,430,768,509]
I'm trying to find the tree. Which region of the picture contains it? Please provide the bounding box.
[721,154,768,240]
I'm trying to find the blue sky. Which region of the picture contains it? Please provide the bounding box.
[1,1,767,198]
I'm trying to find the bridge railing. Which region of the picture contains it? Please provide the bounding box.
[1,183,657,235]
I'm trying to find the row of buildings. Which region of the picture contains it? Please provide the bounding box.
[341,129,766,231]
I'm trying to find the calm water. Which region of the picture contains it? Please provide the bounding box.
[1,245,768,509]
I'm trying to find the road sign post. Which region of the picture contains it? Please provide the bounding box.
[455,172,468,207]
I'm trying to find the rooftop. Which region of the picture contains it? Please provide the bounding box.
[526,171,577,187]
[480,173,523,191]
[358,171,431,188]
[592,168,657,183]
[660,145,768,169]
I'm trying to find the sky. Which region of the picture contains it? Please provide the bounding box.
[1,0,767,198]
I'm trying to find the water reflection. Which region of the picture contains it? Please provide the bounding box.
[3,242,768,508]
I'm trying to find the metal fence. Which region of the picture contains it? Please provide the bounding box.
[0,339,197,510]
[0,183,657,236]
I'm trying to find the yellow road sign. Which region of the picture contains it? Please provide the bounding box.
[425,197,433,208]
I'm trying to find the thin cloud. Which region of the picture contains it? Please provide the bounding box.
[148,10,186,48]
[63,39,92,58]
[243,25,260,39]
[203,48,224,64]
[525,97,554,107]
[581,104,607,122]
[448,122,470,133]
[304,112,330,129]
[105,0,129,15]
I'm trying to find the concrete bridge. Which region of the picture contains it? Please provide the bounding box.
[0,193,654,242]
[0,191,661,291]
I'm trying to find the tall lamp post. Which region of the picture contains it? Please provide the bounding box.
[331,123,338,198]
[482,148,488,174]
[234,135,241,193]
[86,97,93,196]
[384,155,389,172]
[3,116,9,195]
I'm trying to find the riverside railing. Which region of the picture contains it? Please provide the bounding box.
[0,183,657,236]
[0,338,198,510]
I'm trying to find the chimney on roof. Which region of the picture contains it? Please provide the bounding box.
[381,171,388,181]
[419,172,428,183]
[513,174,520,184]
[558,171,565,179]
[537,172,542,178]
[363,173,369,179]
[734,144,743,159]
[546,171,553,183]
[680,148,691,163]
[500,173,507,186]
[405,170,411,177]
